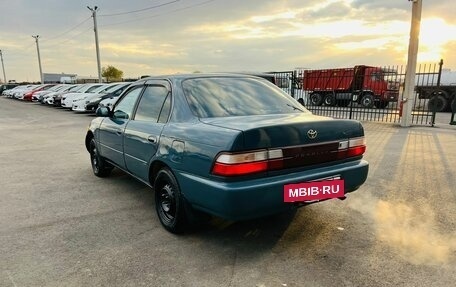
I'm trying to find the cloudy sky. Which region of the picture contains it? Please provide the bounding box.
[0,0,455,82]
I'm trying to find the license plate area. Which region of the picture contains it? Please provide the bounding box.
[283,177,345,203]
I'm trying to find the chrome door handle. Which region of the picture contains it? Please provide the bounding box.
[148,136,157,143]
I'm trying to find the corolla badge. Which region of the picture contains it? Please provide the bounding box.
[307,129,318,139]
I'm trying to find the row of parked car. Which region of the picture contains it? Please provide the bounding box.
[1,82,131,112]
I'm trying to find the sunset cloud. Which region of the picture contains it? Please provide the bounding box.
[0,0,454,82]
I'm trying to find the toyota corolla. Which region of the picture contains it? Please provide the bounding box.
[85,74,369,233]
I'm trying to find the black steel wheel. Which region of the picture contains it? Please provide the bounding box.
[89,138,113,177]
[360,94,375,108]
[310,93,323,106]
[154,168,189,233]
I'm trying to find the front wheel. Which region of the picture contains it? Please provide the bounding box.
[89,138,113,177]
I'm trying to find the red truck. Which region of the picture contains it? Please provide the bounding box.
[302,65,400,108]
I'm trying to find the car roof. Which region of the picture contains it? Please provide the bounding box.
[137,73,275,83]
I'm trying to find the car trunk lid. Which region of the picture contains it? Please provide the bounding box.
[202,114,366,176]
[200,113,363,149]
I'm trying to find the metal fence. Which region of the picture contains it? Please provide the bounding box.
[271,62,444,126]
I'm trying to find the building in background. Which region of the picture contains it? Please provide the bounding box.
[43,73,77,84]
[75,75,104,83]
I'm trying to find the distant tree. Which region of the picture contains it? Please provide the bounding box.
[102,65,124,82]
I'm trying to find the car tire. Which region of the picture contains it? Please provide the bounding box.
[154,168,193,234]
[360,94,375,108]
[310,93,323,106]
[89,138,113,177]
[323,94,336,106]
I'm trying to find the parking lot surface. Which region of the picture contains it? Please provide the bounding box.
[1,97,455,287]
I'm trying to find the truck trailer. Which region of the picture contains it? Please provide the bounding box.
[415,69,456,112]
[301,65,400,108]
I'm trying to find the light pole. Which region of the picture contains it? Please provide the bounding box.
[0,50,6,83]
[401,0,422,127]
[87,6,102,83]
[32,35,44,83]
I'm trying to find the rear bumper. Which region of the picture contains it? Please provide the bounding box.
[176,159,369,221]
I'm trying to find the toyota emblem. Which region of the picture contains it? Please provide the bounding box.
[307,129,318,139]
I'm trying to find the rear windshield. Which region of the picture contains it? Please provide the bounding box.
[182,77,308,118]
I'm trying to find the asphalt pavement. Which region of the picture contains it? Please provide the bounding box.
[0,97,455,287]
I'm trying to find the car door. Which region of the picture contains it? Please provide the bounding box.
[124,80,172,182]
[98,85,144,169]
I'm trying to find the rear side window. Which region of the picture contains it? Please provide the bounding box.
[134,85,170,122]
[182,77,308,118]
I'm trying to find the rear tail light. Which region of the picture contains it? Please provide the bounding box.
[212,149,283,176]
[337,137,366,159]
[212,136,366,177]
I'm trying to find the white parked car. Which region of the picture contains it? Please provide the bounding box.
[43,84,79,105]
[72,82,130,112]
[61,83,106,108]
[3,85,23,97]
[71,83,120,111]
[10,85,36,99]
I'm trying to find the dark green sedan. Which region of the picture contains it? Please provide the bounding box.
[85,74,369,233]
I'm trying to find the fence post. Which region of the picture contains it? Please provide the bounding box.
[436,59,443,87]
[349,95,354,120]
[450,98,456,125]
[430,60,444,126]
[291,71,297,100]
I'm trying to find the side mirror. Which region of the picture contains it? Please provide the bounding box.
[96,106,110,117]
